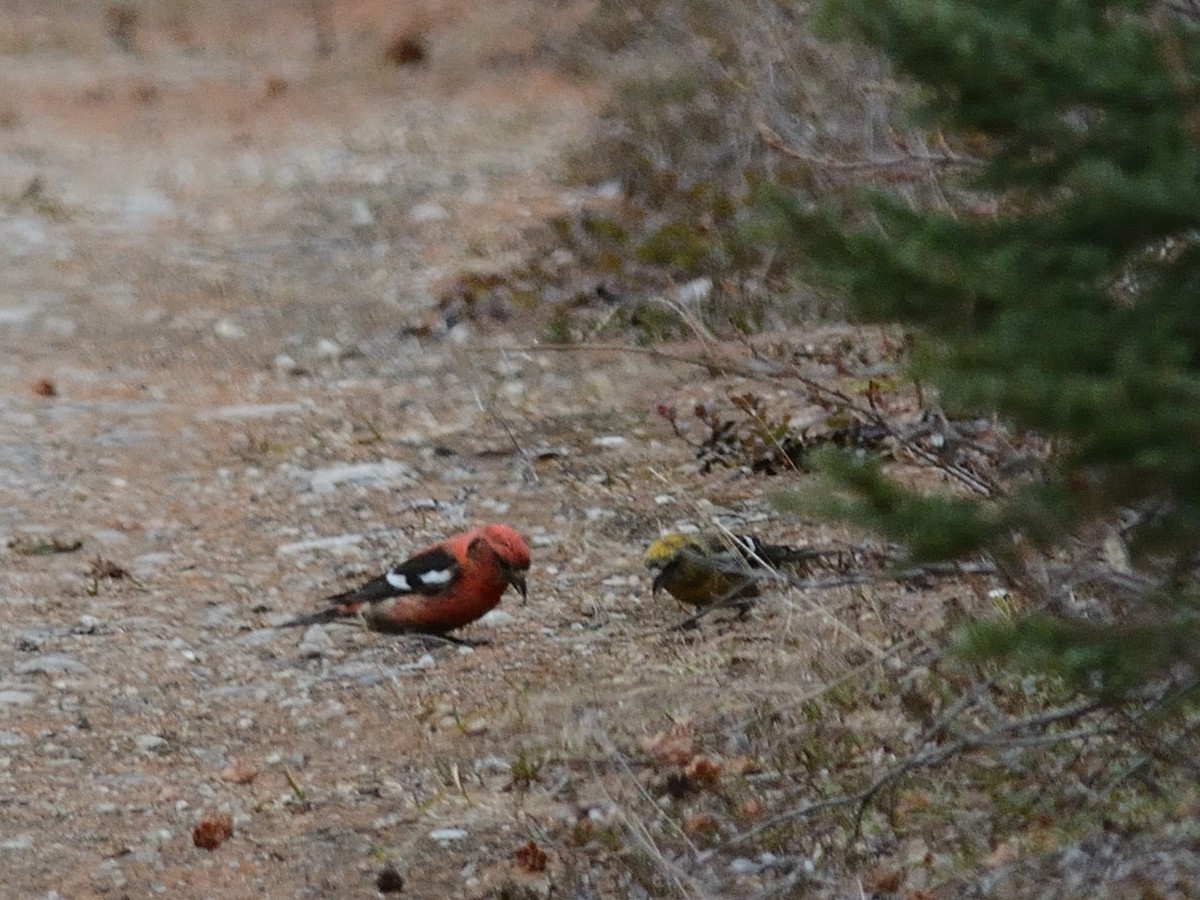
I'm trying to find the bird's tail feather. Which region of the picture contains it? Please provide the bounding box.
[277,607,344,629]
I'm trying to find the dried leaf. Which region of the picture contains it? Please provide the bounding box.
[641,719,694,767]
[683,754,722,789]
[737,797,764,823]
[219,762,258,785]
[682,812,718,836]
[192,813,233,851]
[514,840,548,874]
[862,863,904,893]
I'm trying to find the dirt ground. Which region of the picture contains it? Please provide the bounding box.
[0,3,954,898]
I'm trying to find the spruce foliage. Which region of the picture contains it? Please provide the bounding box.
[775,0,1200,694]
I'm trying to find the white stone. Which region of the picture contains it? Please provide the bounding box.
[201,403,306,421]
[314,338,342,360]
[297,626,334,659]
[349,198,374,226]
[214,319,246,339]
[305,460,414,493]
[135,734,169,754]
[276,533,364,556]
[409,202,449,223]
[476,609,516,628]
[591,435,629,449]
[675,277,713,305]
[14,655,89,676]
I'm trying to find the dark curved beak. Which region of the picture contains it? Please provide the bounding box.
[509,570,528,603]
[651,570,665,596]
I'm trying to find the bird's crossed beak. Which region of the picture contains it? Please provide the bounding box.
[650,570,666,596]
[508,569,528,603]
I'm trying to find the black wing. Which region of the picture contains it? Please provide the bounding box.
[326,545,460,605]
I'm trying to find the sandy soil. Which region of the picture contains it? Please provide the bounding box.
[0,3,939,898]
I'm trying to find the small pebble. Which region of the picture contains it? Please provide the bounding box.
[135,734,169,754]
[591,435,629,449]
[314,338,342,360]
[14,655,89,676]
[729,857,762,875]
[214,319,246,339]
[297,626,334,659]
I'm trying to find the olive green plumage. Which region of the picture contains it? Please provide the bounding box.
[644,532,817,608]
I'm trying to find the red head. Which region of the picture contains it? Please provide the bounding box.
[478,523,531,568]
[468,523,531,600]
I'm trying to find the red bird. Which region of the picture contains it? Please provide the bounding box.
[284,524,531,638]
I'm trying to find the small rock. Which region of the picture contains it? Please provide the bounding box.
[429,827,468,842]
[305,460,414,493]
[0,732,28,747]
[473,755,511,774]
[214,319,246,339]
[121,188,176,225]
[0,691,35,705]
[203,604,237,627]
[273,353,303,375]
[200,402,306,421]
[75,615,102,634]
[601,575,639,588]
[135,734,169,755]
[297,626,334,659]
[729,857,762,875]
[593,180,622,200]
[592,435,629,449]
[132,551,185,573]
[675,277,713,305]
[476,609,516,628]
[219,762,259,785]
[234,628,281,648]
[14,654,89,676]
[14,628,52,652]
[409,202,449,223]
[348,198,374,227]
[275,533,364,556]
[314,338,342,360]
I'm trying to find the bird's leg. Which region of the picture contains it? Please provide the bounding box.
[730,598,755,621]
[407,632,492,649]
[669,605,715,631]
[668,583,757,632]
